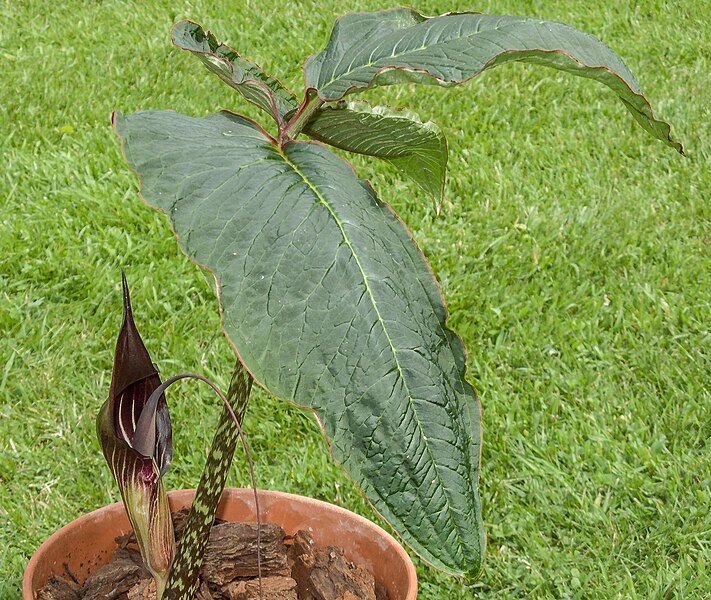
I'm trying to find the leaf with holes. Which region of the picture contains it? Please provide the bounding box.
[172,20,298,125]
[114,108,484,577]
[304,8,682,152]
[303,101,448,210]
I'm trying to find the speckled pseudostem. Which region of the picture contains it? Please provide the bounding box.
[164,361,252,600]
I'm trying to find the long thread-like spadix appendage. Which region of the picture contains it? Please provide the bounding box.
[161,363,262,600]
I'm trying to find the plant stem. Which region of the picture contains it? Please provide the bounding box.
[280,92,324,143]
[163,361,254,600]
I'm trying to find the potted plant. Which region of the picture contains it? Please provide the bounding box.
[25,7,681,600]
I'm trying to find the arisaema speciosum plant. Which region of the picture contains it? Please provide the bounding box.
[109,6,683,594]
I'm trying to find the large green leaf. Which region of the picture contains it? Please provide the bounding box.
[304,101,448,209]
[114,109,484,577]
[304,9,682,153]
[172,20,298,124]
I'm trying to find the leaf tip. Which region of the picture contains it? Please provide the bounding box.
[170,19,192,42]
[111,110,125,134]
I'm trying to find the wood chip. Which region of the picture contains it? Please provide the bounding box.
[223,576,298,600]
[195,581,217,600]
[82,548,148,600]
[171,506,192,541]
[201,522,290,585]
[36,576,81,600]
[127,578,156,600]
[288,530,376,600]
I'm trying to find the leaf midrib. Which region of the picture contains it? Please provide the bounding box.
[318,15,542,93]
[277,142,466,564]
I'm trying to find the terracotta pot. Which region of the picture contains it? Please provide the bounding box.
[24,488,417,599]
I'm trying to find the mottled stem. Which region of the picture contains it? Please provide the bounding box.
[163,361,255,600]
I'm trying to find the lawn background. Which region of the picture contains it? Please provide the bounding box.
[1,0,709,598]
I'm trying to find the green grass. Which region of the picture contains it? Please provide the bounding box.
[1,0,709,598]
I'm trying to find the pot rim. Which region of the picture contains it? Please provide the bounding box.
[23,487,417,599]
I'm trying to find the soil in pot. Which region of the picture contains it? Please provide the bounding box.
[37,508,390,600]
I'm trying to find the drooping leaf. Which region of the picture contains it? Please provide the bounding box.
[114,109,484,577]
[172,20,299,125]
[303,101,447,209]
[97,274,174,595]
[304,9,682,152]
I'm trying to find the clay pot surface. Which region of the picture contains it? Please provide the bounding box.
[24,487,417,599]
